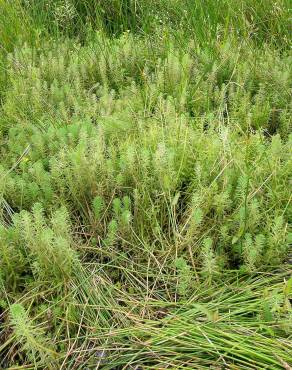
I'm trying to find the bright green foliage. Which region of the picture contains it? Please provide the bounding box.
[9,303,56,365]
[175,257,193,296]
[0,0,291,368]
[0,204,78,291]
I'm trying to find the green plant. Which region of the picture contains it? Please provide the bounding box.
[0,1,291,368]
[9,303,57,365]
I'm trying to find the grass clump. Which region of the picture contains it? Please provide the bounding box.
[0,0,291,368]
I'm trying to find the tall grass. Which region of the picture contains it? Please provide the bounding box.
[0,0,291,368]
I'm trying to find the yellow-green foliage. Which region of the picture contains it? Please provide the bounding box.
[1,42,290,270]
[0,1,291,368]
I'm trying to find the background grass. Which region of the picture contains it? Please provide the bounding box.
[0,0,291,368]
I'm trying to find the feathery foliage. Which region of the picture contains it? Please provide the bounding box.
[0,0,291,368]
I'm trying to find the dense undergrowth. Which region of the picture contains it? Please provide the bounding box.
[0,0,291,368]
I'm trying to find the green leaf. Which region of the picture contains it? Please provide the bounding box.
[262,302,273,322]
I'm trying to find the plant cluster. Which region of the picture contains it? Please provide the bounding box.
[0,0,291,368]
